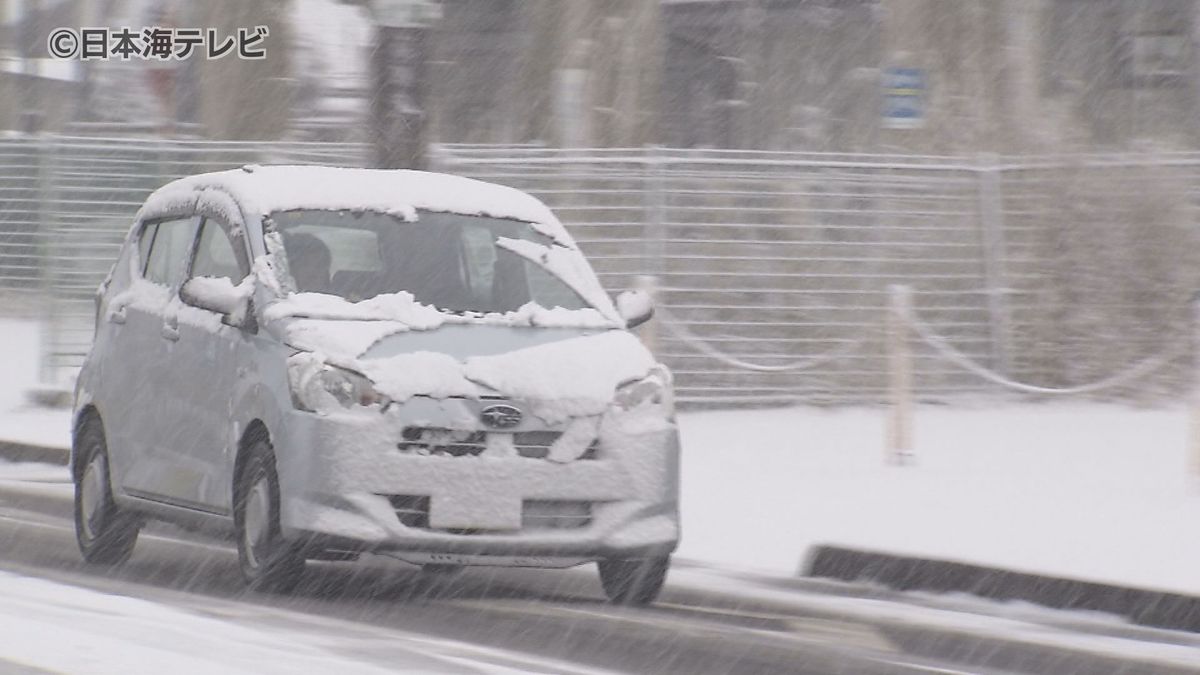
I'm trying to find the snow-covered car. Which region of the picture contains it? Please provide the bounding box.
[71,166,680,604]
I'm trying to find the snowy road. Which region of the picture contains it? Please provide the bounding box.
[1,490,1199,674]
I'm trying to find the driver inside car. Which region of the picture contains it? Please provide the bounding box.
[282,231,333,294]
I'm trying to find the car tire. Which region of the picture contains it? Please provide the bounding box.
[598,556,670,605]
[234,438,305,593]
[74,417,140,566]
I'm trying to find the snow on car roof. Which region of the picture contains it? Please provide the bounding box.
[138,165,575,246]
[139,165,619,323]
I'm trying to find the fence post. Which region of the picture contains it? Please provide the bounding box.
[635,274,660,359]
[977,154,1012,376]
[639,147,666,363]
[887,284,914,464]
[36,134,57,386]
[642,145,667,279]
[1191,293,1200,481]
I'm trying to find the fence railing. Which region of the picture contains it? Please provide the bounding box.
[2,137,1197,406]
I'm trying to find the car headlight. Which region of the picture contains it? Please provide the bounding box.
[289,355,385,411]
[614,364,675,415]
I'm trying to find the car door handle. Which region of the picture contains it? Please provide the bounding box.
[161,323,180,341]
[108,306,127,324]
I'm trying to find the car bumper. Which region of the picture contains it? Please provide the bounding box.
[274,400,681,564]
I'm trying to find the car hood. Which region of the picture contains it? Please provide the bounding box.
[360,324,602,360]
[283,320,657,422]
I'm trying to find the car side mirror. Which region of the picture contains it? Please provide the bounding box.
[180,276,254,329]
[615,289,654,329]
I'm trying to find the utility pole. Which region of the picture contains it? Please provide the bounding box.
[556,0,590,148]
[368,0,440,169]
[520,0,661,148]
[0,0,14,129]
[17,0,44,133]
[1190,0,1200,148]
[197,0,292,140]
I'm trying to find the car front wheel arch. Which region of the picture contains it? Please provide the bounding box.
[233,420,270,498]
[71,405,102,482]
[232,422,305,592]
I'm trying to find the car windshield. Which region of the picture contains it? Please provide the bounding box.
[269,209,591,314]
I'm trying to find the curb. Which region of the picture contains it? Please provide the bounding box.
[0,480,74,520]
[0,441,69,466]
[805,545,1200,634]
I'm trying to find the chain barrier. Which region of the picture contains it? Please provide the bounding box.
[657,307,870,373]
[907,310,1189,395]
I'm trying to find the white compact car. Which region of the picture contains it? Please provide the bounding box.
[73,166,680,604]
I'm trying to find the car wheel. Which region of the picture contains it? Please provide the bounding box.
[235,438,305,593]
[74,418,140,566]
[598,556,670,605]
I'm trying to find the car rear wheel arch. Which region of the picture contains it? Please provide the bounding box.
[74,412,141,565]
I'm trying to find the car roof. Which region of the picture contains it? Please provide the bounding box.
[137,165,573,245]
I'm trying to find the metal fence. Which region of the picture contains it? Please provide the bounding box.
[3,137,1197,406]
[0,135,368,382]
[440,148,1200,404]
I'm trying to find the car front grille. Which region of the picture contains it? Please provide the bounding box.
[397,429,487,457]
[397,427,598,460]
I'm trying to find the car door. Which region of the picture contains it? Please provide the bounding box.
[164,215,253,514]
[108,215,199,499]
[99,219,163,491]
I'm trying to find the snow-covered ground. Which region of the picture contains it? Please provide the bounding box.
[3,318,1199,597]
[676,402,1200,596]
[0,567,622,675]
[0,569,392,675]
[0,318,39,413]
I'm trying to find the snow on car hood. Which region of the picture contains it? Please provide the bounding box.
[361,324,603,360]
[272,292,620,361]
[286,322,656,423]
[366,330,656,422]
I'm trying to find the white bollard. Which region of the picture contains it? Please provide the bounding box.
[634,275,660,359]
[887,284,915,465]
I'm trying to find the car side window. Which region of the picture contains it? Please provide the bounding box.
[143,217,197,287]
[191,218,247,283]
[137,222,160,277]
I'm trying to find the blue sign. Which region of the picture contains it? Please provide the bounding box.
[883,67,925,129]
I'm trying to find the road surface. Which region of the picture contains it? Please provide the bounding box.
[0,481,1197,674]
